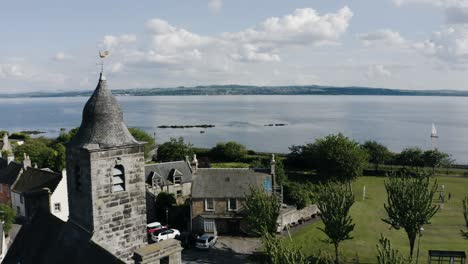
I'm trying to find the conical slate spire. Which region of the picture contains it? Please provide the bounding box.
[69,74,138,149]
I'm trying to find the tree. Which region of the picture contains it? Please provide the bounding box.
[0,203,16,233]
[396,147,424,167]
[243,187,281,236]
[460,196,468,238]
[210,141,247,162]
[422,149,451,172]
[285,143,316,170]
[262,232,307,264]
[128,127,156,159]
[283,181,312,210]
[275,160,287,185]
[361,140,392,171]
[154,192,176,225]
[376,234,409,264]
[313,133,368,182]
[383,171,439,258]
[14,137,60,171]
[157,137,194,162]
[315,182,355,264]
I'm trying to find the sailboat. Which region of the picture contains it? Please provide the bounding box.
[431,123,438,138]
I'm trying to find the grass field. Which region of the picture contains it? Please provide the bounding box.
[284,176,468,263]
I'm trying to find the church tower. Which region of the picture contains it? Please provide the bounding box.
[66,73,147,262]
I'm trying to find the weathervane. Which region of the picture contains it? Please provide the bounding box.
[98,50,110,74]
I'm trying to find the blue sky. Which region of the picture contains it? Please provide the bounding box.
[1,0,468,92]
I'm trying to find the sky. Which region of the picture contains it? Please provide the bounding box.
[1,0,468,92]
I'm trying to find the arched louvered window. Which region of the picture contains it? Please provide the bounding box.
[112,165,125,192]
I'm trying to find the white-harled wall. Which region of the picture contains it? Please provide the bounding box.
[49,170,69,221]
[11,192,25,217]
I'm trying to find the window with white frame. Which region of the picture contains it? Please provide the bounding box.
[176,190,182,197]
[228,198,237,211]
[152,176,161,188]
[205,198,214,211]
[174,176,182,185]
[54,203,61,212]
[112,165,125,192]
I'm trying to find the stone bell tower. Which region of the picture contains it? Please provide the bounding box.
[66,73,147,263]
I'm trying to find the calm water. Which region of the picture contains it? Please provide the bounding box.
[1,95,468,163]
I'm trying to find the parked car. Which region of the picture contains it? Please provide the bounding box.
[151,228,180,242]
[195,234,218,249]
[146,222,167,234]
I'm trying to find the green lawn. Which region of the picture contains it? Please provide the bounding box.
[210,162,250,168]
[285,176,468,263]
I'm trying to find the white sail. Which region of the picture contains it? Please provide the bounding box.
[431,123,438,138]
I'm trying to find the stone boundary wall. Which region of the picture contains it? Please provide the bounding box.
[277,204,319,232]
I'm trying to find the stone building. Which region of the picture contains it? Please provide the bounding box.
[144,157,195,204]
[4,73,182,264]
[191,167,274,235]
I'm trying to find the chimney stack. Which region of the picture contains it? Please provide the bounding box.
[270,154,276,192]
[22,153,31,169]
[190,154,198,172]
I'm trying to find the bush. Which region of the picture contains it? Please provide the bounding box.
[157,137,194,162]
[210,141,247,162]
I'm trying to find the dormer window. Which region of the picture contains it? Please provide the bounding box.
[152,176,161,188]
[112,165,125,192]
[174,176,182,185]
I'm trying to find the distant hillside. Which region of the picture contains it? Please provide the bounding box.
[2,85,468,98]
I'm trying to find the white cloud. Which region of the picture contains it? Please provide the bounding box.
[223,7,353,46]
[366,64,392,78]
[110,62,124,73]
[230,44,281,62]
[53,51,73,61]
[358,29,406,47]
[208,0,222,12]
[101,34,137,50]
[0,64,24,78]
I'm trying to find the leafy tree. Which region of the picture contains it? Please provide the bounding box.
[460,196,468,238]
[315,182,355,264]
[422,149,451,172]
[283,181,312,210]
[376,234,409,264]
[0,203,16,233]
[313,133,368,182]
[210,141,247,162]
[157,137,194,162]
[285,143,316,170]
[275,159,287,185]
[383,172,439,257]
[243,187,281,236]
[154,192,176,225]
[396,147,424,167]
[128,127,156,159]
[262,232,307,264]
[14,137,61,171]
[55,127,79,144]
[361,140,392,171]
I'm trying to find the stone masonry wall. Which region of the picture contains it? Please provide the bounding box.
[90,145,148,263]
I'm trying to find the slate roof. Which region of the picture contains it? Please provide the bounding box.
[0,162,23,186]
[3,210,124,264]
[69,74,139,150]
[191,168,272,198]
[145,161,193,186]
[11,167,61,194]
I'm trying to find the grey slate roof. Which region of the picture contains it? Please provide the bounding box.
[3,210,124,264]
[191,168,272,198]
[12,167,61,194]
[69,74,139,150]
[0,162,22,186]
[145,161,193,186]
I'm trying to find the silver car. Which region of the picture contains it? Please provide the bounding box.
[195,234,218,249]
